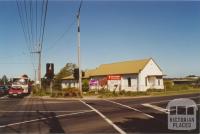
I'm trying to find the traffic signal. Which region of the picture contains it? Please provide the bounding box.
[73,68,85,80]
[82,71,85,77]
[46,63,54,79]
[73,68,79,80]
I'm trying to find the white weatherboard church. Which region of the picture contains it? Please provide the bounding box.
[62,58,164,92]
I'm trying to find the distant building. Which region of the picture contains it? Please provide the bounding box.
[165,75,199,86]
[172,79,195,85]
[172,78,198,86]
[62,58,165,92]
[186,75,199,80]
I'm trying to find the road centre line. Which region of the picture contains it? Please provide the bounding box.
[79,100,126,134]
[0,110,93,128]
[142,103,168,114]
[104,99,154,119]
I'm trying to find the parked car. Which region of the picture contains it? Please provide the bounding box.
[0,85,9,95]
[8,86,24,98]
[0,89,4,96]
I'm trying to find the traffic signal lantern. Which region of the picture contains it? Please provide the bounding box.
[46,63,54,79]
[73,68,85,80]
[82,71,85,77]
[73,68,79,80]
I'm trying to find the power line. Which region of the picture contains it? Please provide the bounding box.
[38,0,45,49]
[35,0,38,44]
[16,0,37,71]
[24,0,32,49]
[44,0,83,53]
[44,19,76,52]
[29,0,34,47]
[0,63,37,65]
[40,0,48,50]
[16,0,49,84]
[0,53,29,59]
[16,0,36,69]
[16,0,29,48]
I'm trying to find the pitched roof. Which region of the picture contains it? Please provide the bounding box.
[62,58,151,80]
[62,75,74,80]
[90,58,151,76]
[61,69,96,80]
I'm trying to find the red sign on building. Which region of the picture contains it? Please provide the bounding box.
[107,75,121,80]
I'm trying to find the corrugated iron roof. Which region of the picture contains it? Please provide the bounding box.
[91,58,150,76]
[62,58,151,80]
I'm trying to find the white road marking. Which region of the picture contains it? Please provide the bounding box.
[149,96,200,104]
[0,110,94,128]
[79,100,126,134]
[0,110,92,113]
[0,95,8,99]
[142,103,168,114]
[104,99,154,119]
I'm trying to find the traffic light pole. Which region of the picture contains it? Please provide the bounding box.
[77,9,82,96]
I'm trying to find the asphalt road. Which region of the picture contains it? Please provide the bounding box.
[0,93,199,134]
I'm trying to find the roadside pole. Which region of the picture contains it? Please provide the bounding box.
[38,50,41,89]
[77,2,83,96]
[31,50,41,92]
[50,80,53,96]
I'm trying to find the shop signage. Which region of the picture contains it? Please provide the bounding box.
[107,75,121,80]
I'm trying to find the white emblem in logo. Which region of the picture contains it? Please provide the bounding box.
[166,98,197,130]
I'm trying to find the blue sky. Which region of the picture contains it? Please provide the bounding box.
[0,1,200,79]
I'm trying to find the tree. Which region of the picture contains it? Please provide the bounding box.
[1,75,8,85]
[99,77,107,89]
[53,63,76,90]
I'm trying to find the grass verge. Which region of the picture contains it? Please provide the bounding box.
[84,88,200,98]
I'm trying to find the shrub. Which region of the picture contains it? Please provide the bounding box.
[51,91,63,97]
[32,86,51,96]
[170,85,190,91]
[85,90,97,96]
[119,90,126,95]
[147,88,163,92]
[82,79,89,92]
[124,91,148,96]
[98,90,148,98]
[63,88,81,97]
[164,80,173,89]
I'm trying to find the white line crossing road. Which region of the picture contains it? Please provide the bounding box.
[0,110,94,128]
[104,99,155,119]
[148,96,200,104]
[79,100,127,134]
[0,95,8,99]
[0,110,93,113]
[142,103,168,114]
